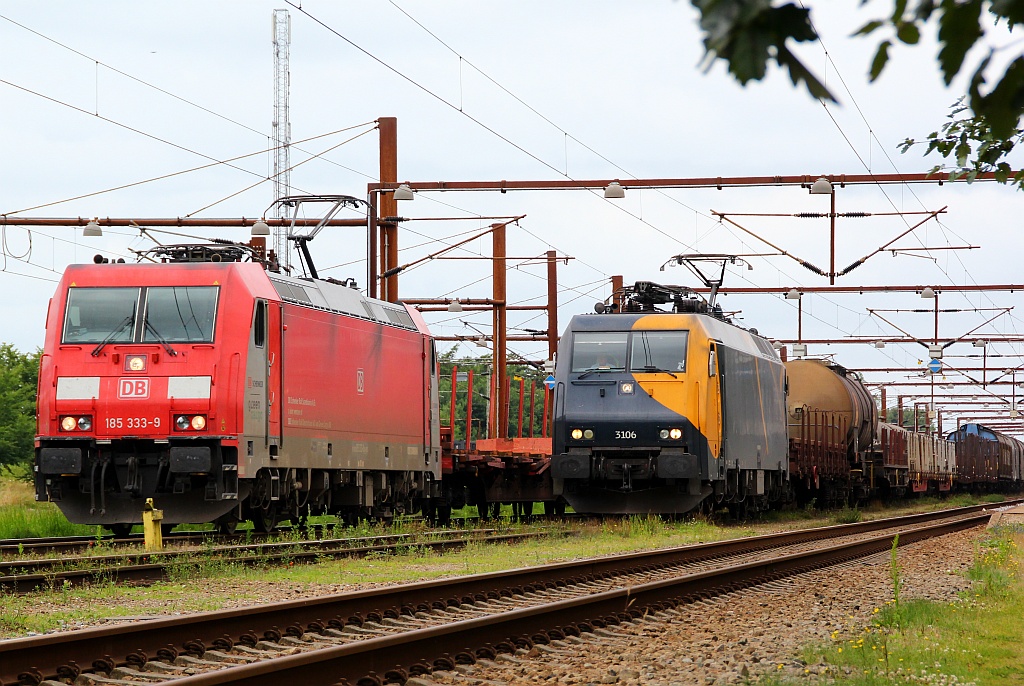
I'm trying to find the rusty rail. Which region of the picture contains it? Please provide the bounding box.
[0,501,1012,685]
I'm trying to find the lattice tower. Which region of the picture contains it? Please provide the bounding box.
[272,9,292,269]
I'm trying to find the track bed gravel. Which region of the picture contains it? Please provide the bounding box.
[4,525,982,685]
[409,529,979,686]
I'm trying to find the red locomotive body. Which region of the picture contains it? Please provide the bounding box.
[35,254,440,532]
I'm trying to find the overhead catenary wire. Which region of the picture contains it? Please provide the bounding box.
[318,0,935,361]
[1,109,377,216]
[0,13,379,183]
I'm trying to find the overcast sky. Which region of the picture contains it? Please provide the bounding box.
[2,2,1022,429]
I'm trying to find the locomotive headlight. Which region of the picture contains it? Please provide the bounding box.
[583,429,594,440]
[77,416,93,431]
[191,415,207,430]
[125,354,147,372]
[669,428,682,440]
[175,415,191,431]
[620,381,635,394]
[61,416,78,432]
[571,428,583,440]
[659,429,669,439]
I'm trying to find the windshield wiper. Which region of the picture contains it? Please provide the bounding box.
[144,320,178,356]
[639,365,678,378]
[91,306,136,357]
[577,366,623,379]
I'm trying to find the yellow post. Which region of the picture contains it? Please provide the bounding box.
[142,498,164,551]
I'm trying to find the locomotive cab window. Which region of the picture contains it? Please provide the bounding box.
[630,330,688,373]
[143,286,218,343]
[63,287,141,343]
[571,332,628,372]
[253,300,266,348]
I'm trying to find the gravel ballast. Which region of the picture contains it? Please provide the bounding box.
[4,527,985,684]
[416,529,980,685]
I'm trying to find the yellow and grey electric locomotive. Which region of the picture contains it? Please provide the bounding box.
[551,281,789,514]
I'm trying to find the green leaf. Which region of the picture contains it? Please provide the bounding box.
[892,0,909,22]
[973,57,1024,139]
[691,0,832,100]
[775,44,837,101]
[937,0,984,85]
[896,21,921,44]
[853,19,884,36]
[913,0,936,22]
[0,344,39,472]
[870,40,892,81]
[990,0,1024,27]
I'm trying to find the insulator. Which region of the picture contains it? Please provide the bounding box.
[798,260,827,276]
[794,212,827,218]
[840,260,865,274]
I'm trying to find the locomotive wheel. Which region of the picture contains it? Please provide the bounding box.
[108,524,133,538]
[434,505,452,526]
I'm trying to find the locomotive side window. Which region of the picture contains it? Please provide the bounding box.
[253,300,266,348]
[570,332,628,372]
[630,330,689,373]
[144,286,218,343]
[62,287,141,343]
[708,342,717,377]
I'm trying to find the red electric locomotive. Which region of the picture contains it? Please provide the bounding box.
[35,238,441,534]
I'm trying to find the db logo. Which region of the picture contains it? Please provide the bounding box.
[118,378,150,399]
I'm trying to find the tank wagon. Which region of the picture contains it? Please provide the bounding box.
[34,241,441,534]
[551,282,789,515]
[785,359,890,504]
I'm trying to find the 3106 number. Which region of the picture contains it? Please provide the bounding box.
[614,430,637,440]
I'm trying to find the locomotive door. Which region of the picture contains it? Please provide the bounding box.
[706,340,724,459]
[245,299,269,452]
[267,301,283,449]
[426,339,440,468]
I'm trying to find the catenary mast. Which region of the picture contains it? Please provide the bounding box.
[272,9,291,269]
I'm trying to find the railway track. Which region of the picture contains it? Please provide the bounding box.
[0,502,1001,686]
[0,513,580,558]
[0,529,561,595]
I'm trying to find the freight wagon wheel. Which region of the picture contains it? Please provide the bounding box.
[514,501,535,521]
[543,499,567,516]
[477,501,501,521]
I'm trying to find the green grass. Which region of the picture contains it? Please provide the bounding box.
[798,530,1024,685]
[0,516,743,637]
[0,477,100,539]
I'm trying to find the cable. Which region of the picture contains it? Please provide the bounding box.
[186,126,377,216]
[0,13,380,182]
[4,123,372,218]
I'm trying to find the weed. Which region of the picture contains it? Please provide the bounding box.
[817,530,1024,685]
[832,507,863,524]
[621,514,665,538]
